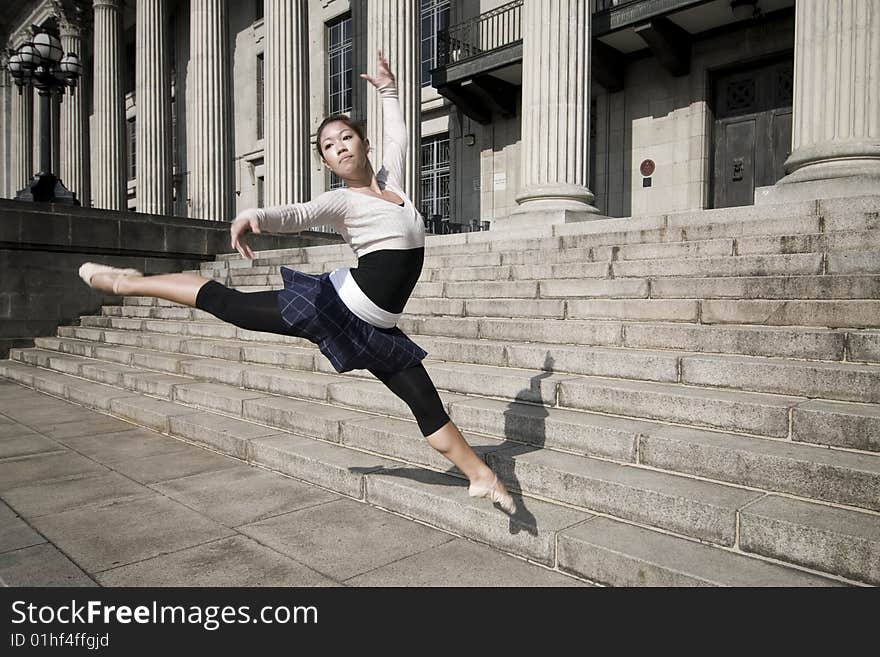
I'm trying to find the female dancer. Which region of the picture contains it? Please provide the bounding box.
[79,50,515,514]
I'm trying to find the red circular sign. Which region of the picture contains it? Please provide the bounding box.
[640,159,655,177]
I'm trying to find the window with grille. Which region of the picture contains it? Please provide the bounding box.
[421,0,450,87]
[127,118,136,180]
[256,176,265,208]
[173,177,184,217]
[329,171,346,190]
[171,94,178,171]
[420,133,450,225]
[327,15,352,115]
[256,53,264,140]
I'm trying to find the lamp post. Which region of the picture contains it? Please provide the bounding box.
[7,25,82,204]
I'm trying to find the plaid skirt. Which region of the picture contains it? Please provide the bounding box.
[276,266,427,374]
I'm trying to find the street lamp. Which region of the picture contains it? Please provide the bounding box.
[7,25,82,204]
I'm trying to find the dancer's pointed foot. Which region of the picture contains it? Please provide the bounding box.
[469,473,516,514]
[79,263,143,294]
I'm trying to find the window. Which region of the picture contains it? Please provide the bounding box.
[421,0,450,87]
[420,133,450,225]
[125,40,136,94]
[171,94,178,171]
[327,15,352,115]
[256,176,264,208]
[329,171,346,190]
[173,177,185,217]
[256,53,264,140]
[127,118,136,180]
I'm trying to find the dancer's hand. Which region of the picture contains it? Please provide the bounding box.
[230,209,261,260]
[360,49,395,90]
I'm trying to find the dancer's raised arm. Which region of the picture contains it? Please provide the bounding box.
[361,49,406,189]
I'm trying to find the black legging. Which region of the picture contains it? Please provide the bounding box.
[195,280,450,436]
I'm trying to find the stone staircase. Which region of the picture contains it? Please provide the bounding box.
[3,194,879,586]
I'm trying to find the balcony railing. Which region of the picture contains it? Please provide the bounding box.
[594,0,641,10]
[437,0,523,66]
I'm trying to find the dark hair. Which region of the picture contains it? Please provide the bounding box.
[315,114,367,160]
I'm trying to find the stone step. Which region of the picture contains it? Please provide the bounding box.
[3,356,875,584]
[418,335,681,382]
[641,275,880,300]
[612,253,825,279]
[490,441,747,545]
[558,298,880,328]
[110,288,880,329]
[17,336,880,510]
[791,400,880,453]
[76,310,880,374]
[222,265,880,303]
[52,318,880,406]
[214,229,877,289]
[440,229,880,271]
[400,317,870,362]
[637,424,880,511]
[34,324,879,457]
[700,300,880,329]
[219,235,880,283]
[679,353,880,404]
[735,230,880,256]
[739,495,880,586]
[556,373,802,438]
[208,198,877,274]
[216,210,823,275]
[557,516,841,586]
[446,395,880,509]
[363,467,589,568]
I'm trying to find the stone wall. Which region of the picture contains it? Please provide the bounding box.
[0,200,343,356]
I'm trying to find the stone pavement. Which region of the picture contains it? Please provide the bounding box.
[0,381,587,587]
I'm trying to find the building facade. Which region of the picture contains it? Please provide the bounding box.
[1,0,877,231]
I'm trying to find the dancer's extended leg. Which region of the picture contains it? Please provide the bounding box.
[86,270,291,336]
[90,271,211,307]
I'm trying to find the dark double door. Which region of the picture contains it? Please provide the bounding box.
[711,58,793,208]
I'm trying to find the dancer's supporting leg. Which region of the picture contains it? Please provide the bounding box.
[371,365,515,512]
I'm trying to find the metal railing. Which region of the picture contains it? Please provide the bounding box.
[424,216,490,234]
[594,0,641,10]
[437,0,523,66]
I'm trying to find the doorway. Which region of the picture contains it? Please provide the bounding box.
[710,56,793,208]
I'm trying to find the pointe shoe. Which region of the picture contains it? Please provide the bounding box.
[78,263,143,294]
[468,474,516,514]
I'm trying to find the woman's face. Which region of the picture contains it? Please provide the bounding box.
[319,121,369,176]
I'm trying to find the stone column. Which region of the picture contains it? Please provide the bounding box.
[366,0,421,206]
[0,62,11,198]
[59,22,90,206]
[32,88,44,173]
[189,0,233,220]
[758,0,880,202]
[136,0,172,214]
[12,86,33,191]
[350,0,369,125]
[505,0,598,228]
[92,0,126,210]
[265,0,310,205]
[51,93,61,176]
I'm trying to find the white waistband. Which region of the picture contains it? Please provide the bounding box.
[329,267,402,329]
